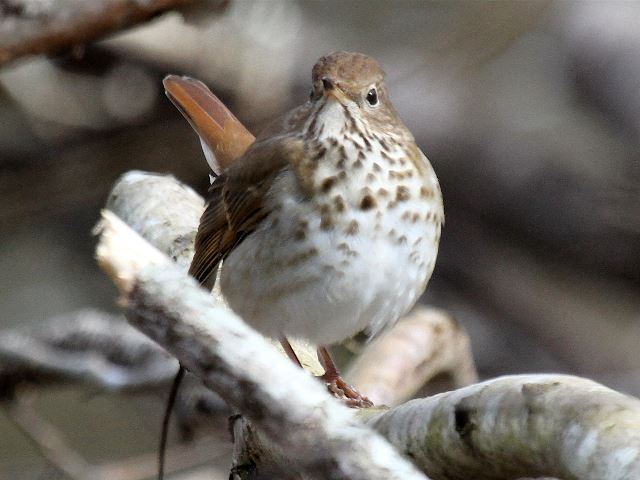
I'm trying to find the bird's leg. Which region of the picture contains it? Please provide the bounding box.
[280,337,303,368]
[317,346,373,408]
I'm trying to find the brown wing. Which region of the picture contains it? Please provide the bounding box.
[188,137,305,287]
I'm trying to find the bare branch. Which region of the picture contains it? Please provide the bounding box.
[105,171,204,271]
[0,0,203,66]
[95,210,429,480]
[0,309,176,395]
[347,307,477,406]
[363,375,640,480]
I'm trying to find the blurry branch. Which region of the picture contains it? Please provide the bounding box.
[93,434,229,480]
[346,307,477,406]
[0,309,178,397]
[4,394,93,479]
[3,393,228,480]
[363,375,640,480]
[95,210,429,480]
[0,0,206,66]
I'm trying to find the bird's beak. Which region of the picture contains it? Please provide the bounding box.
[321,76,350,104]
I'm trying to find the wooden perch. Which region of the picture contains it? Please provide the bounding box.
[95,210,429,480]
[0,0,201,66]
[347,307,477,406]
[364,374,640,480]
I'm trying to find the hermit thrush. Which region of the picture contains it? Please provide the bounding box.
[165,51,443,406]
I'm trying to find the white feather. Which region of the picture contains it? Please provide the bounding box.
[199,136,220,177]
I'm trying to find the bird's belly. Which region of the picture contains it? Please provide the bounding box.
[220,205,440,345]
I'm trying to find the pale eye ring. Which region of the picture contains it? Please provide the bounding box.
[366,88,378,106]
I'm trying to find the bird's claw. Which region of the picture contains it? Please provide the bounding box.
[323,375,374,409]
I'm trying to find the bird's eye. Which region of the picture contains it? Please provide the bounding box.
[366,88,378,106]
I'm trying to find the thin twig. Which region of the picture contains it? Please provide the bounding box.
[0,0,199,66]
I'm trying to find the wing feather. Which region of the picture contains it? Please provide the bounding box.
[188,137,304,288]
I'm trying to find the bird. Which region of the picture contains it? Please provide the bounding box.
[158,50,443,479]
[166,48,442,403]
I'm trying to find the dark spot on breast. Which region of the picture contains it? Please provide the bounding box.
[320,214,334,230]
[337,242,358,257]
[339,144,347,160]
[373,162,382,172]
[396,185,411,202]
[366,173,376,183]
[333,195,346,212]
[361,134,372,151]
[381,150,396,164]
[293,228,306,241]
[344,220,359,235]
[285,247,319,267]
[420,186,434,199]
[338,171,347,180]
[320,176,337,193]
[360,195,376,210]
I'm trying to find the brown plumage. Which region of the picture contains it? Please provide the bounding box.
[188,136,305,287]
[167,51,443,407]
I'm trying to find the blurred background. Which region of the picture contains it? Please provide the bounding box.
[1,0,639,478]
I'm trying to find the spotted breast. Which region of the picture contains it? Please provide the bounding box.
[219,53,443,345]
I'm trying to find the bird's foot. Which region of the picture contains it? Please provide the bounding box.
[321,373,374,409]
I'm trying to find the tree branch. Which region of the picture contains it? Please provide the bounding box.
[0,0,202,66]
[346,307,477,406]
[363,374,640,480]
[0,309,177,397]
